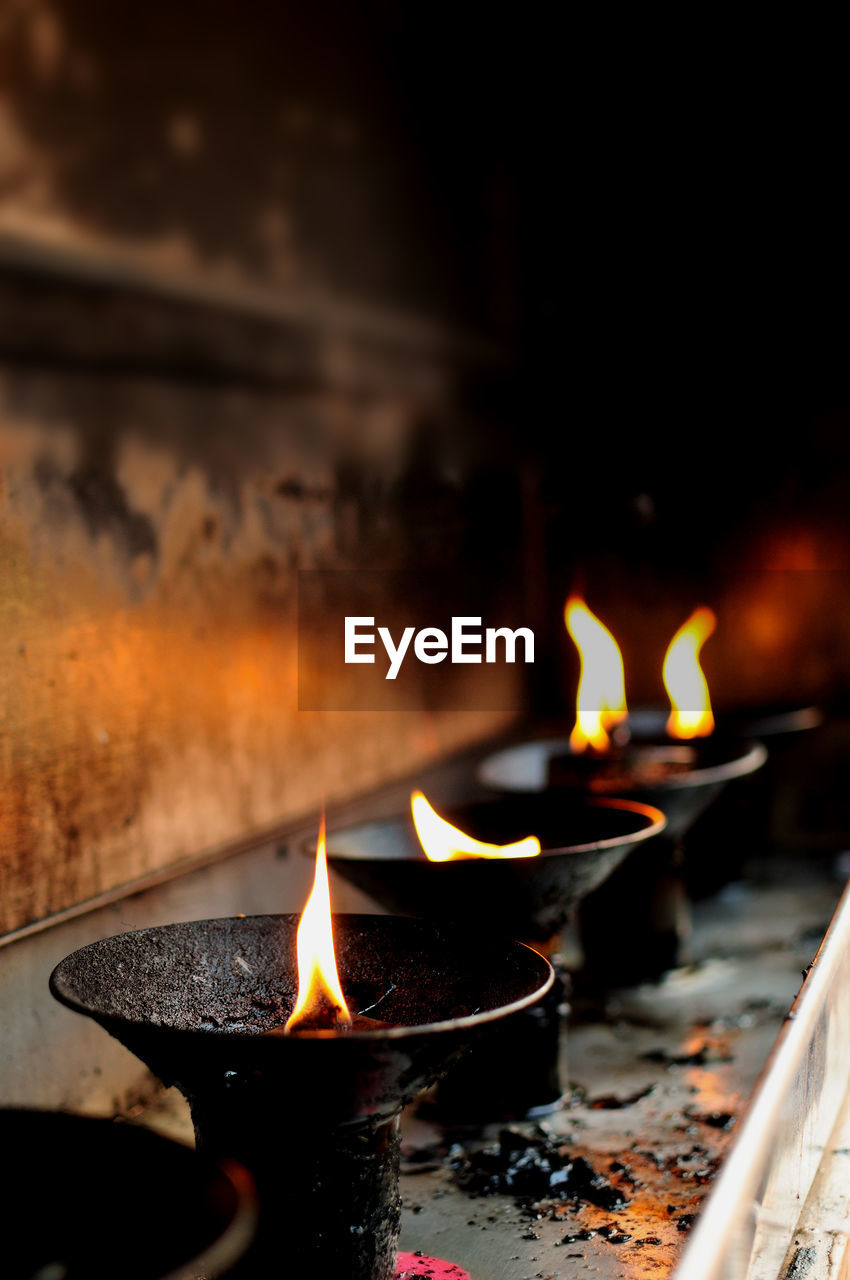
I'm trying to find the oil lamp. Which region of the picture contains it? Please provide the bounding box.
[325,792,665,1116]
[477,598,767,982]
[327,792,664,943]
[3,1108,256,1280]
[505,599,765,833]
[654,695,824,899]
[50,818,553,1280]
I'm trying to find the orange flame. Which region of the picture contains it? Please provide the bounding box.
[663,607,716,739]
[411,791,540,861]
[564,597,628,752]
[284,813,352,1033]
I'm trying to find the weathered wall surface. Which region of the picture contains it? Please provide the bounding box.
[0,3,529,938]
[0,336,520,938]
[0,1,511,328]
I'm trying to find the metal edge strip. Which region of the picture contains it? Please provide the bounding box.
[674,877,850,1280]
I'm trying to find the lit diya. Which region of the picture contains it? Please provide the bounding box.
[479,598,766,840]
[477,599,766,984]
[50,818,553,1280]
[326,791,665,943]
[649,697,824,899]
[325,791,665,1116]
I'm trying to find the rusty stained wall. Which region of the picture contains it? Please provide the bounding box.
[0,372,521,940]
[0,0,528,939]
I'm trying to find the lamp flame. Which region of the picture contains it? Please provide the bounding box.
[564,597,628,752]
[411,791,540,861]
[663,607,716,739]
[284,813,352,1033]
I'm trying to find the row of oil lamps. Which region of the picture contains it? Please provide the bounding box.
[12,598,780,1279]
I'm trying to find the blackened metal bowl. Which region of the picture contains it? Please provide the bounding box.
[477,734,765,840]
[2,1108,256,1280]
[50,914,554,1125]
[325,796,666,942]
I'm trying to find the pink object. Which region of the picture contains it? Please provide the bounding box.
[397,1252,473,1279]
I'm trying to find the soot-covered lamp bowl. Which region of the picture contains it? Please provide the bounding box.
[477,730,766,983]
[477,729,766,840]
[325,795,666,945]
[3,1108,256,1280]
[646,701,823,896]
[50,914,552,1280]
[325,795,665,1116]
